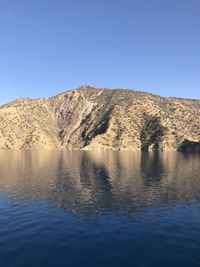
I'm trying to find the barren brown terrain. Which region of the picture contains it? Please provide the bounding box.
[0,86,199,151]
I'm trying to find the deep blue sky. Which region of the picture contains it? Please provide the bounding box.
[0,0,200,104]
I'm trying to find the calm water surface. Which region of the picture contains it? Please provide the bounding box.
[0,151,200,267]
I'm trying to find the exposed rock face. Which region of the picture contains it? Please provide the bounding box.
[178,139,200,152]
[0,86,199,151]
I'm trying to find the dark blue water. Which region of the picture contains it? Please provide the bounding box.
[0,151,200,267]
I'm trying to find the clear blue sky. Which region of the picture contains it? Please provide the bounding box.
[0,0,200,104]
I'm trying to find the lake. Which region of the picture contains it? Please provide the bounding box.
[0,151,200,267]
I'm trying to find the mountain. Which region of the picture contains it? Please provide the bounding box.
[0,86,199,151]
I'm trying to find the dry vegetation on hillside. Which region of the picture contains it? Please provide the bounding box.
[0,86,199,151]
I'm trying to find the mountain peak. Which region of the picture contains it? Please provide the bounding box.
[0,87,199,151]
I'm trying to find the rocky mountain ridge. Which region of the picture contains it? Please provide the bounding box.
[0,86,200,151]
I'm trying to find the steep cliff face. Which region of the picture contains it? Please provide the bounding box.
[0,86,199,151]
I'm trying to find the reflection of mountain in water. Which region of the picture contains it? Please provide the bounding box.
[0,151,199,216]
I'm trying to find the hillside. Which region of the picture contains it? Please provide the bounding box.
[0,86,200,151]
